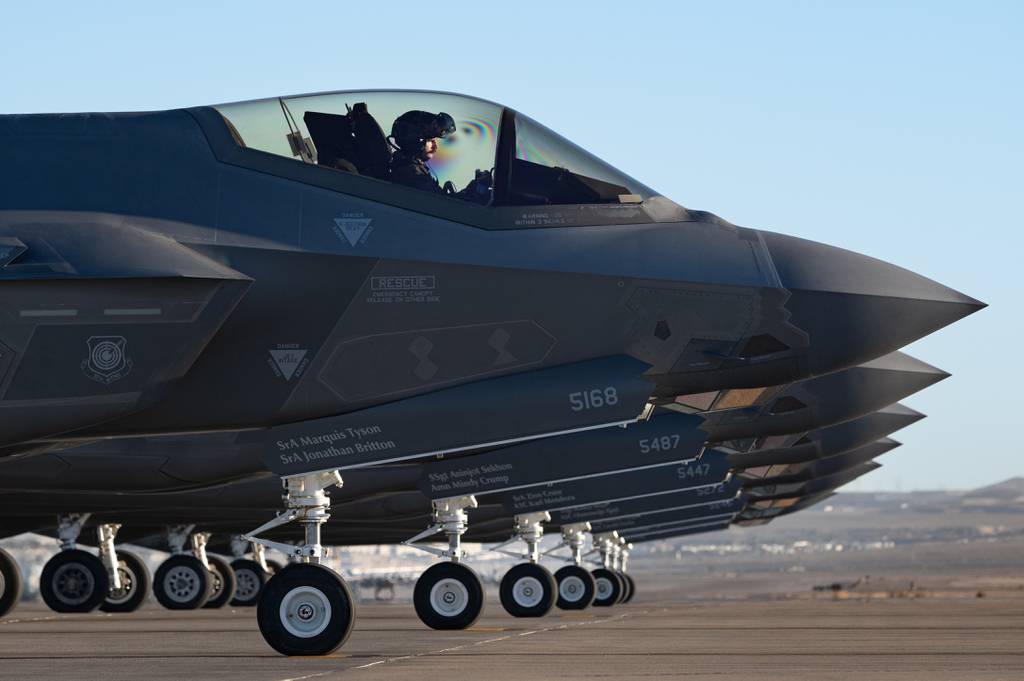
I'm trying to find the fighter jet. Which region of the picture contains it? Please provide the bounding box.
[0,89,982,655]
[0,352,941,624]
[0,394,927,626]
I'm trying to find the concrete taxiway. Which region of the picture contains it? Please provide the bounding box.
[1,597,1022,681]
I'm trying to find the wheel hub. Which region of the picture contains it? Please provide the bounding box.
[279,586,332,638]
[235,569,260,600]
[559,575,585,602]
[595,577,612,599]
[512,576,544,608]
[53,563,94,605]
[209,570,223,596]
[430,577,469,617]
[164,565,201,602]
[106,565,135,604]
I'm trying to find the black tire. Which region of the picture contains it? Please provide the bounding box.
[554,564,595,610]
[153,555,212,610]
[40,550,109,613]
[100,550,151,613]
[414,562,484,630]
[257,563,355,656]
[499,563,556,617]
[616,570,632,603]
[203,555,237,609]
[623,574,636,603]
[0,547,23,618]
[230,558,267,607]
[591,568,623,607]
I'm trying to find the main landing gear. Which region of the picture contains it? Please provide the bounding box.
[204,553,237,610]
[244,471,355,656]
[153,525,216,610]
[39,515,140,613]
[404,495,485,630]
[0,547,23,618]
[229,536,271,608]
[545,522,596,610]
[98,522,150,614]
[492,512,557,618]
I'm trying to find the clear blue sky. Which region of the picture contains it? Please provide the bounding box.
[2,1,1019,490]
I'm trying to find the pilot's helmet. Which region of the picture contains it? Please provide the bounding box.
[391,110,456,153]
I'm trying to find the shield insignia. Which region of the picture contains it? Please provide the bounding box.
[81,336,133,385]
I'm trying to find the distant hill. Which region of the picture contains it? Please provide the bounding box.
[828,477,1024,512]
[961,477,1024,508]
[962,477,1024,500]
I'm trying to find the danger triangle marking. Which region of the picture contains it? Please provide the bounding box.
[334,218,372,247]
[269,349,308,381]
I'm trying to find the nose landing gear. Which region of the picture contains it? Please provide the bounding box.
[548,523,596,610]
[405,495,485,630]
[493,512,557,618]
[617,539,636,603]
[244,470,355,656]
[590,532,625,607]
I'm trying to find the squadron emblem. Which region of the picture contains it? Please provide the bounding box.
[332,214,373,247]
[81,336,133,385]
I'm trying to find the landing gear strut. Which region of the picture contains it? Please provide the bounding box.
[546,522,596,610]
[493,512,557,618]
[405,495,485,630]
[39,514,110,613]
[245,471,355,656]
[99,524,151,615]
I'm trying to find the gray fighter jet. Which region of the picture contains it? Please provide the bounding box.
[0,89,982,655]
[0,352,941,623]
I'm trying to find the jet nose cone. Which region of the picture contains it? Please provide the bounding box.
[762,231,985,373]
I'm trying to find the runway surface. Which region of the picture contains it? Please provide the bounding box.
[1,596,1022,680]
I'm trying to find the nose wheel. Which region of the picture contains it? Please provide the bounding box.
[615,570,631,603]
[414,562,484,630]
[99,550,150,613]
[257,563,355,656]
[500,563,556,617]
[622,573,637,603]
[591,567,623,607]
[0,547,23,618]
[554,564,595,610]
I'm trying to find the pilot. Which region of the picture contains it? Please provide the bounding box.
[390,110,492,203]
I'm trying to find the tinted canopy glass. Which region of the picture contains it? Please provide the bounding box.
[213,90,673,219]
[215,91,502,204]
[508,113,655,206]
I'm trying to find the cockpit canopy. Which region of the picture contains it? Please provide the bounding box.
[214,90,661,210]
